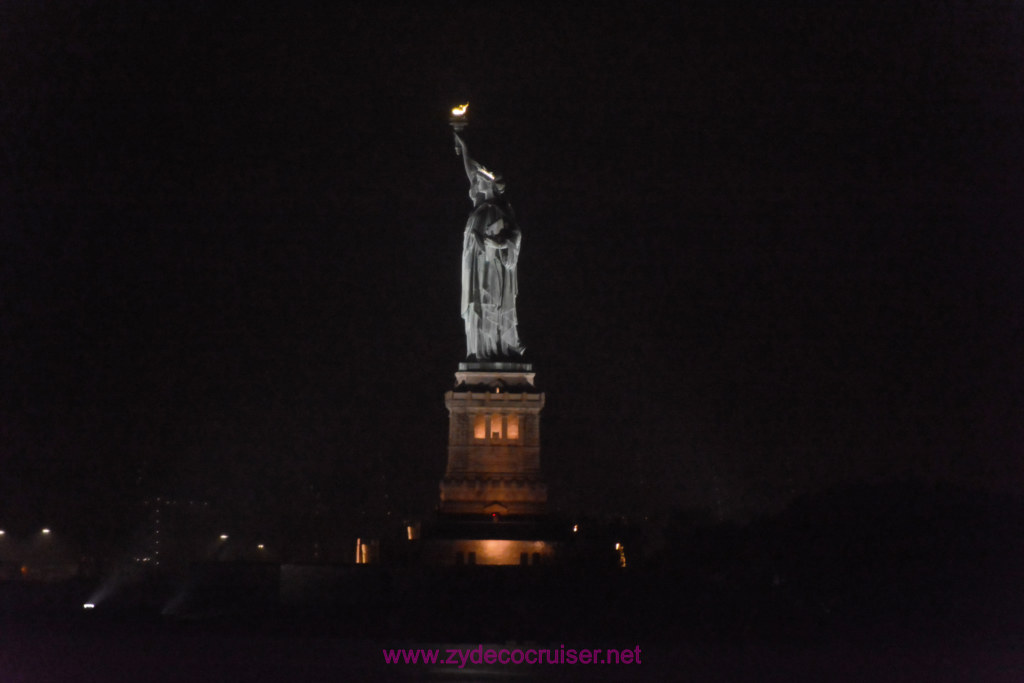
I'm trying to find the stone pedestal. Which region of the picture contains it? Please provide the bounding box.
[439,362,547,516]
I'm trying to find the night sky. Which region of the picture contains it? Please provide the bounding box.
[2,2,1021,554]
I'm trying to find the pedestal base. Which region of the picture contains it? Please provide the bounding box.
[440,364,546,516]
[456,361,535,390]
[439,475,548,516]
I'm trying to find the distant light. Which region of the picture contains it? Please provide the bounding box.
[614,542,621,550]
[83,603,95,610]
[451,103,469,117]
[41,528,51,535]
[572,524,578,533]
[0,530,5,536]
[219,534,229,540]
[257,544,265,550]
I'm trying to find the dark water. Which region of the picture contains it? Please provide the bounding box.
[1,574,1021,683]
[3,620,1022,682]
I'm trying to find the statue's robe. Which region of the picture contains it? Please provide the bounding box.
[461,199,524,359]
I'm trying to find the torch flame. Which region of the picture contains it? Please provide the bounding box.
[451,103,469,117]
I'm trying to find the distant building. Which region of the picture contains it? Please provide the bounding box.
[135,497,221,574]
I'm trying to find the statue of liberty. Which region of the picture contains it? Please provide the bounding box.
[454,131,525,360]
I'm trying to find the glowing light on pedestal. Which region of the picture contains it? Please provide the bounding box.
[475,540,520,565]
[615,542,627,568]
[355,538,379,564]
[445,540,551,565]
[507,414,519,439]
[451,103,469,117]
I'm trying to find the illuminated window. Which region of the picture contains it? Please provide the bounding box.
[474,414,521,441]
[506,414,519,440]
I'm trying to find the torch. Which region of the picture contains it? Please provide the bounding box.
[449,103,469,155]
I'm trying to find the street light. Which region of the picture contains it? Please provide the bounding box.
[41,528,51,535]
[219,534,229,541]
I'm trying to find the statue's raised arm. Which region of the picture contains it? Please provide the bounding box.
[454,132,505,208]
[454,132,475,182]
